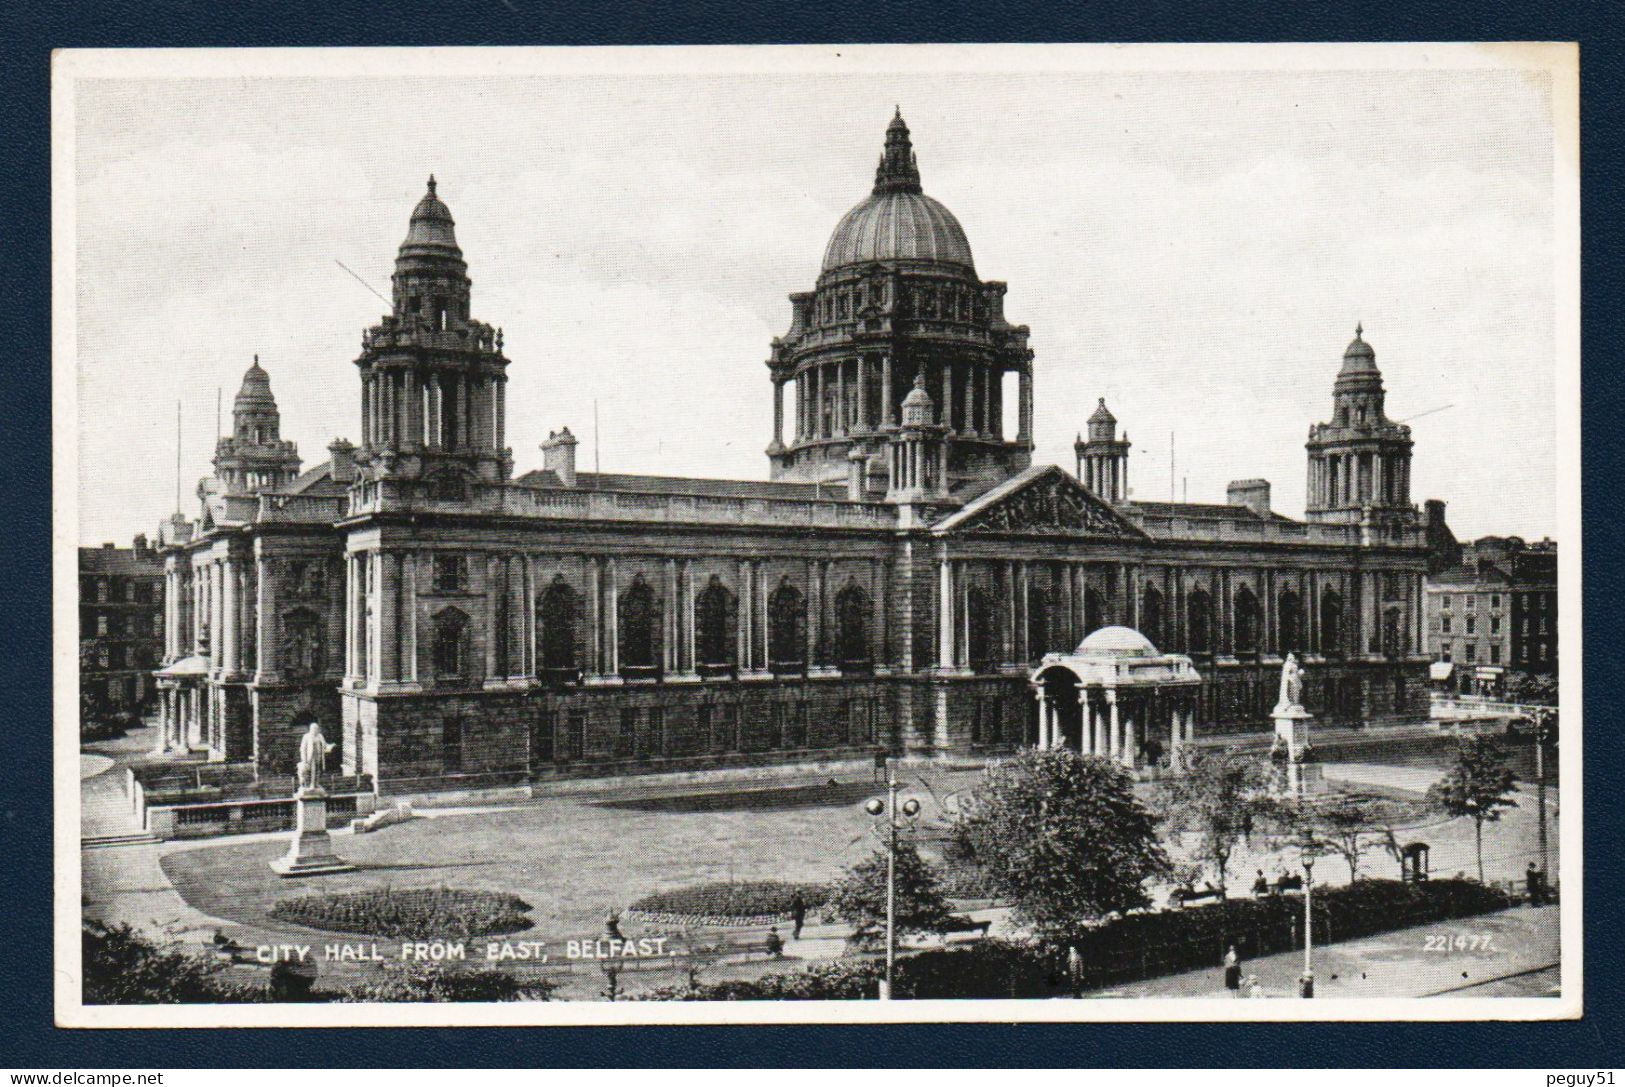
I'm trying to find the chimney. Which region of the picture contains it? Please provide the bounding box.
[327,439,357,483]
[1226,479,1271,518]
[132,533,149,556]
[102,541,115,550]
[1425,498,1447,527]
[542,427,579,488]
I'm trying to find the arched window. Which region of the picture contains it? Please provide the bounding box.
[1188,588,1213,655]
[432,607,469,681]
[619,575,660,674]
[1141,584,1165,648]
[1234,586,1260,656]
[1084,587,1106,637]
[1279,590,1303,655]
[538,577,577,674]
[280,607,325,681]
[967,584,998,672]
[696,577,735,671]
[1382,607,1402,658]
[1320,590,1344,658]
[768,580,805,672]
[835,581,871,670]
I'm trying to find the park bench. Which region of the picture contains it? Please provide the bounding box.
[1168,884,1225,909]
[934,915,993,941]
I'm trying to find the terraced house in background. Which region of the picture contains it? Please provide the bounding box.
[151,112,1437,802]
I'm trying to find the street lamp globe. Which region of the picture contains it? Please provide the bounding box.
[864,798,884,816]
[901,798,921,818]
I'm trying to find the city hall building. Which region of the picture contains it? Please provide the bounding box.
[155,113,1432,798]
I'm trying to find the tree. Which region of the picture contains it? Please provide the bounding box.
[830,839,954,938]
[1428,733,1518,882]
[952,747,1170,950]
[1503,670,1558,706]
[1288,794,1394,882]
[1157,747,1280,895]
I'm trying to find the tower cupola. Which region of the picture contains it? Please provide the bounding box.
[1306,324,1416,527]
[212,355,302,494]
[1074,397,1131,503]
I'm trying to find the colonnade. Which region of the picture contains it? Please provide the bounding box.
[1309,449,1411,508]
[361,367,507,454]
[1033,682,1198,771]
[781,355,1032,446]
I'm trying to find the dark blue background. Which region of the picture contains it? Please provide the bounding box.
[3,0,1619,1068]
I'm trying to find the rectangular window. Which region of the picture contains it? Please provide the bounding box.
[1490,645,1501,664]
[1539,619,1548,634]
[1441,645,1452,662]
[1465,595,1475,610]
[1465,616,1476,635]
[1491,594,1501,609]
[1441,616,1451,634]
[618,708,638,759]
[533,709,556,766]
[1539,645,1548,661]
[1465,644,1477,663]
[1490,616,1501,634]
[442,717,463,773]
[567,710,586,761]
[433,555,467,592]
[648,708,665,758]
[108,646,125,669]
[97,615,109,636]
[97,579,108,603]
[1441,595,1451,610]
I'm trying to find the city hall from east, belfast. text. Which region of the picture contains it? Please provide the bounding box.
[154,113,1433,800]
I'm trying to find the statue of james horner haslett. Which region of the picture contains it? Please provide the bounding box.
[296,721,337,791]
[1276,652,1304,712]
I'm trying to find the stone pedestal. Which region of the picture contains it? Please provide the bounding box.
[270,787,356,877]
[1271,703,1328,796]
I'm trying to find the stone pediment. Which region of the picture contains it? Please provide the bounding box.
[934,466,1147,539]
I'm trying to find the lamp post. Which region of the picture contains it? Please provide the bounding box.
[1297,831,1316,999]
[864,775,920,1000]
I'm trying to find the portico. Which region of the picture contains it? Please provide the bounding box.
[1031,625,1201,773]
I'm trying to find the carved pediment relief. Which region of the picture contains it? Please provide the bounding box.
[951,469,1146,539]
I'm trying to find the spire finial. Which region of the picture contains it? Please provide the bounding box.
[427,174,437,195]
[913,371,926,389]
[1355,321,1363,339]
[1098,397,1106,406]
[894,104,902,119]
[253,353,258,365]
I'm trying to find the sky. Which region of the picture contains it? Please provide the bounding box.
[68,51,1565,547]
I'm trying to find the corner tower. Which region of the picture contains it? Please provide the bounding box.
[211,356,302,494]
[766,110,1035,493]
[1074,398,1131,503]
[353,177,512,489]
[1305,325,1416,527]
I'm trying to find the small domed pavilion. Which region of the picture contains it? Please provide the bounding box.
[1030,626,1202,772]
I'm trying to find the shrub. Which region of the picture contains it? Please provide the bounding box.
[638,878,1512,1000]
[626,881,833,926]
[82,921,270,1004]
[332,960,554,1002]
[829,841,954,937]
[269,887,532,938]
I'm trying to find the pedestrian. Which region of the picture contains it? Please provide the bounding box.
[790,890,808,939]
[1223,944,1241,997]
[765,926,785,958]
[1251,869,1269,897]
[1525,861,1546,906]
[604,910,622,939]
[1245,974,1263,998]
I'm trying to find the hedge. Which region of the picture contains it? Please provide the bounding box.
[625,881,833,927]
[644,879,1512,1000]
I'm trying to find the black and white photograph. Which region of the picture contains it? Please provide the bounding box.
[53,42,1580,1026]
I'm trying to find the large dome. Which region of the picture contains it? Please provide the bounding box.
[820,109,975,274]
[1075,625,1160,658]
[822,190,974,272]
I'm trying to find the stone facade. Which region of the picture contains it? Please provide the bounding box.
[79,537,164,713]
[154,113,1433,799]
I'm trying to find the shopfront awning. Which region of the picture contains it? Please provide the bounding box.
[1429,661,1454,681]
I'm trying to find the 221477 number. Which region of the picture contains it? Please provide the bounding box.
[1423,932,1496,953]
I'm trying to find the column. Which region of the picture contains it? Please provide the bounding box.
[1018,367,1033,443]
[964,364,977,436]
[1034,688,1049,749]
[1107,689,1122,762]
[682,559,698,677]
[222,559,241,676]
[881,354,894,426]
[209,563,223,672]
[606,557,620,675]
[665,559,679,674]
[758,560,771,670]
[360,374,373,448]
[1373,455,1384,505]
[772,379,784,447]
[377,552,399,685]
[835,362,846,436]
[737,559,752,671]
[938,558,955,669]
[588,556,603,676]
[1016,561,1030,662]
[344,555,357,681]
[815,365,827,438]
[855,356,870,430]
[1123,703,1138,769]
[256,554,278,683]
[403,553,419,683]
[940,364,953,429]
[483,555,500,682]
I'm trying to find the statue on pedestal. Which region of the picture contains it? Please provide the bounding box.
[296,721,336,792]
[1276,652,1304,712]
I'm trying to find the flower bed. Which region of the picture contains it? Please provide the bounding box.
[268,887,533,939]
[625,881,833,927]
